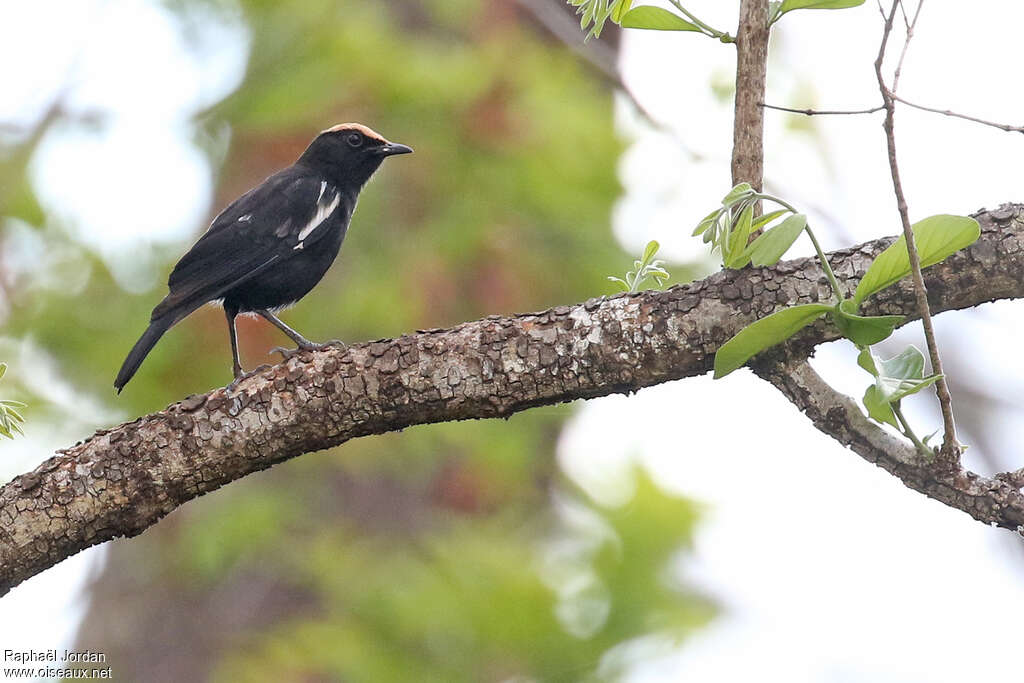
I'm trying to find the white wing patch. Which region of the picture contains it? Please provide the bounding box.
[294,186,340,249]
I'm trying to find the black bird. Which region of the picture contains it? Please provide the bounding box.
[114,123,412,392]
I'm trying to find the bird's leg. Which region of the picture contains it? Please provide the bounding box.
[226,306,245,379]
[258,310,346,360]
[225,306,271,391]
[258,310,317,348]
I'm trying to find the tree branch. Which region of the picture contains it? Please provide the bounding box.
[1,204,1023,595]
[753,354,1024,531]
[890,93,1024,134]
[732,0,769,190]
[759,102,885,117]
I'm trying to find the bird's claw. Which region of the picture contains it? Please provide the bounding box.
[269,346,302,360]
[270,340,346,361]
[226,364,273,392]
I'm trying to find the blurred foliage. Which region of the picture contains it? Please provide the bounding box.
[209,470,711,683]
[0,363,26,439]
[1,0,712,680]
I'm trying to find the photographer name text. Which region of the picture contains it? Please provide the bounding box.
[4,649,106,664]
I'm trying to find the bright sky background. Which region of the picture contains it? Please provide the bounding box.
[2,2,1024,682]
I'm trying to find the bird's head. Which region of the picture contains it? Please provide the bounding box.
[298,123,413,186]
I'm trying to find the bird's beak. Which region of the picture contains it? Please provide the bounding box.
[376,141,414,157]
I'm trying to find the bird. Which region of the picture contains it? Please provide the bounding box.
[114,123,412,393]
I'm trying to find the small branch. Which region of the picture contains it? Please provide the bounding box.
[875,0,959,458]
[891,94,1024,134]
[753,355,1024,533]
[760,102,885,116]
[892,403,927,454]
[891,0,924,93]
[667,0,731,41]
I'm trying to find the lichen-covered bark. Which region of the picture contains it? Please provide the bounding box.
[1,204,1022,595]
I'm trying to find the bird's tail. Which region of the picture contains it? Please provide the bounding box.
[114,315,174,393]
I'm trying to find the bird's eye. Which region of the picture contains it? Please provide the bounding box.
[346,133,363,148]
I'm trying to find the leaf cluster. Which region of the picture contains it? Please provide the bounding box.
[569,0,865,42]
[567,0,634,39]
[713,214,980,379]
[858,346,941,435]
[608,240,670,293]
[693,183,809,270]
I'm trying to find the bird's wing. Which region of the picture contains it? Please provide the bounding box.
[153,169,339,319]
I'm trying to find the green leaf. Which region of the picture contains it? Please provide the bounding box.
[879,373,942,404]
[831,299,903,345]
[721,182,754,207]
[856,347,878,376]
[876,346,942,401]
[863,385,900,428]
[779,0,865,13]
[693,208,721,237]
[724,204,755,269]
[869,345,943,404]
[751,209,790,233]
[620,6,701,32]
[641,239,660,266]
[607,276,629,291]
[610,0,633,22]
[714,303,832,378]
[877,345,927,383]
[745,213,806,267]
[718,213,732,257]
[854,215,981,305]
[0,363,6,380]
[572,0,618,38]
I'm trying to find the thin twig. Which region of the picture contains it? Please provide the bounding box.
[893,403,928,454]
[770,90,1024,136]
[892,0,924,93]
[760,102,885,116]
[892,94,1024,134]
[875,0,959,458]
[667,0,730,41]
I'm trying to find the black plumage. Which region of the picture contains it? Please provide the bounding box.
[114,123,412,392]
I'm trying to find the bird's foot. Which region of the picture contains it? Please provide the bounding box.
[270,339,347,361]
[226,364,273,392]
